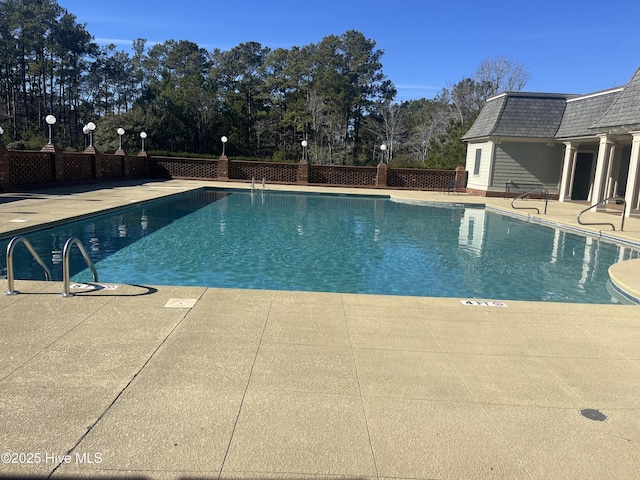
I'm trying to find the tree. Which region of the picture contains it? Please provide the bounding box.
[401,98,450,164]
[369,100,405,163]
[0,0,98,147]
[426,115,477,169]
[313,30,393,164]
[143,40,213,152]
[474,55,531,97]
[212,41,270,156]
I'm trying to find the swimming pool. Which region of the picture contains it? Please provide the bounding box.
[2,189,638,303]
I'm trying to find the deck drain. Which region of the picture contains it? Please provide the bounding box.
[580,409,607,421]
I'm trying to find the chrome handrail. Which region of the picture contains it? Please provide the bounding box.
[577,197,626,231]
[61,237,99,297]
[4,235,52,295]
[511,188,548,214]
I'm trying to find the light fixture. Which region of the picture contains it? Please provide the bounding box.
[45,115,56,145]
[140,131,147,152]
[301,140,308,161]
[221,136,228,156]
[116,127,125,154]
[380,144,387,164]
[86,121,96,147]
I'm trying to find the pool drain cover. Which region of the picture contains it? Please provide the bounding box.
[580,409,607,421]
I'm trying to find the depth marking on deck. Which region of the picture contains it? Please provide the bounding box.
[461,300,508,307]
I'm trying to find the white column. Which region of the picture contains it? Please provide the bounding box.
[624,131,640,217]
[559,142,577,202]
[487,140,497,189]
[591,135,614,209]
[604,143,617,198]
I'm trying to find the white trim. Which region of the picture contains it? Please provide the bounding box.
[566,87,624,103]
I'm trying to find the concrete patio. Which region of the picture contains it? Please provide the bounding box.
[1,180,640,479]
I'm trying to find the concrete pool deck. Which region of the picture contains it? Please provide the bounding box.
[1,179,640,480]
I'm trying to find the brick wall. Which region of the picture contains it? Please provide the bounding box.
[0,148,466,193]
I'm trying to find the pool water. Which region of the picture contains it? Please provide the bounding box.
[2,189,638,303]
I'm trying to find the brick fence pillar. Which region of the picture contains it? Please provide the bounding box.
[297,159,309,184]
[217,155,229,179]
[376,162,388,187]
[455,166,467,192]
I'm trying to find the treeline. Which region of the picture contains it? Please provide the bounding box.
[0,0,530,168]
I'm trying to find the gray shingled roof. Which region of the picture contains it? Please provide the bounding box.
[461,95,506,140]
[493,95,568,137]
[462,93,570,140]
[463,66,640,141]
[591,66,640,129]
[555,89,622,139]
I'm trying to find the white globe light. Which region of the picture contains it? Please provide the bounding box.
[82,125,89,135]
[117,128,125,136]
[0,127,4,135]
[301,140,308,147]
[380,144,387,151]
[140,132,147,139]
[221,136,228,143]
[45,115,57,125]
[86,121,96,131]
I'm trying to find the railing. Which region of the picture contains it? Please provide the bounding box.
[577,197,627,232]
[61,237,99,297]
[511,188,549,214]
[4,235,52,295]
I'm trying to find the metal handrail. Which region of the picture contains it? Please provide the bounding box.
[61,237,99,297]
[511,188,549,214]
[577,197,626,232]
[4,235,52,295]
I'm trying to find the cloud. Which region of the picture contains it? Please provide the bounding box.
[93,37,160,48]
[395,84,440,91]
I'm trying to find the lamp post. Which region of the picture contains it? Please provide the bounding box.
[87,122,96,146]
[0,126,5,153]
[83,121,96,153]
[221,136,228,157]
[116,127,125,155]
[138,131,147,156]
[41,115,57,152]
[82,125,89,149]
[380,144,387,164]
[301,140,308,161]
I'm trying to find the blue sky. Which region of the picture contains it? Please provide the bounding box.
[58,0,640,101]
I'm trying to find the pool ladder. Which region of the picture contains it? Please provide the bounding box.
[3,235,98,297]
[511,187,549,214]
[577,196,627,231]
[251,177,266,192]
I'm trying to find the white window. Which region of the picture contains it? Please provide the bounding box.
[473,148,482,175]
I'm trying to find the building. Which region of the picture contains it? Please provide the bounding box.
[462,66,640,217]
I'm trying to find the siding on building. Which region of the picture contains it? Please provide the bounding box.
[491,142,564,190]
[465,141,494,191]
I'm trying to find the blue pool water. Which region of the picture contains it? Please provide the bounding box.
[2,189,638,303]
